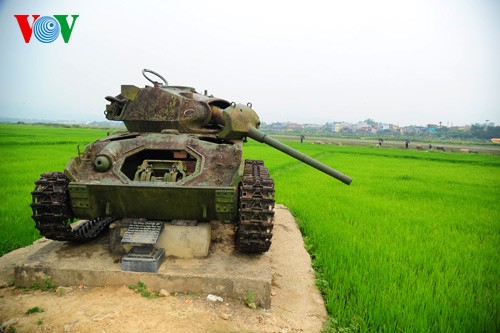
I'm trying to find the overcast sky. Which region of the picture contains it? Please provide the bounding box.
[0,0,499,126]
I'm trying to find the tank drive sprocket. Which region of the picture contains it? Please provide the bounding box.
[235,160,275,253]
[30,172,115,242]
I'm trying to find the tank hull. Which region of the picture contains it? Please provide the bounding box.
[68,184,236,222]
[64,132,242,223]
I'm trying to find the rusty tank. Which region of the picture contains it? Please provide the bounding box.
[30,69,352,254]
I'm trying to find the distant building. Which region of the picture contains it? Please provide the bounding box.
[427,124,439,134]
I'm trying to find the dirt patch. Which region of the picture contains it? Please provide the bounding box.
[0,205,326,332]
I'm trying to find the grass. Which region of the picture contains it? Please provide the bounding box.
[244,290,257,309]
[128,281,159,299]
[0,124,498,331]
[25,306,44,315]
[0,124,113,255]
[244,140,500,332]
[29,277,57,291]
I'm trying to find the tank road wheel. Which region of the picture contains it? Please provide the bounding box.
[30,172,115,242]
[235,160,275,253]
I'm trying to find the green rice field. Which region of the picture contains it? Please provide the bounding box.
[0,124,112,253]
[1,123,499,332]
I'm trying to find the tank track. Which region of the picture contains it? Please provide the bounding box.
[30,172,115,242]
[235,160,275,253]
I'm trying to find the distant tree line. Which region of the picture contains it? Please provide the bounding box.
[261,121,500,141]
[431,124,500,141]
[11,121,124,130]
[466,124,500,140]
[15,122,82,128]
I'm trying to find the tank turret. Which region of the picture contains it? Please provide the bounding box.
[104,69,229,133]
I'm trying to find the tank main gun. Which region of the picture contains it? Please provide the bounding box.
[216,103,352,185]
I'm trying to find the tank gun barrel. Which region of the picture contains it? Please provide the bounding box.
[216,103,352,185]
[247,127,352,185]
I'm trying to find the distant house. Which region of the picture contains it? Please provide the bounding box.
[334,122,351,133]
[427,124,439,134]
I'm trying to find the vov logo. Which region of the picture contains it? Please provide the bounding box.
[14,15,79,43]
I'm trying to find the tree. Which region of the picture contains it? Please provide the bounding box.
[470,124,485,139]
[469,123,500,140]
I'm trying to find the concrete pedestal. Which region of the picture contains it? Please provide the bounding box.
[157,223,211,258]
[1,205,328,332]
[9,208,316,309]
[13,228,271,307]
[109,220,211,259]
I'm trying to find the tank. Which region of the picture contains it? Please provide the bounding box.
[30,69,352,253]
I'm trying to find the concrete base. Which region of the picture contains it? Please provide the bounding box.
[109,220,211,259]
[157,223,211,258]
[13,231,271,307]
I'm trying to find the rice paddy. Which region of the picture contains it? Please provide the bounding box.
[0,123,498,331]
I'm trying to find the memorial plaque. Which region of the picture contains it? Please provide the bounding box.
[121,220,163,246]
